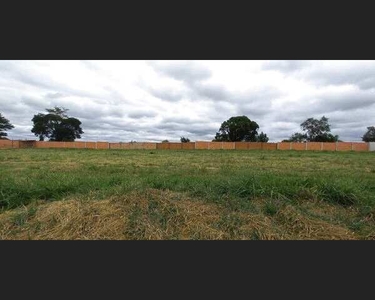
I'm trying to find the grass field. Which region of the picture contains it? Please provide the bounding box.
[0,148,374,240]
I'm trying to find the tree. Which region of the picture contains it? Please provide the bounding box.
[180,136,190,143]
[214,116,260,142]
[362,126,375,142]
[31,106,83,141]
[46,107,68,118]
[0,112,14,138]
[300,116,339,142]
[256,132,269,142]
[161,139,169,143]
[286,116,339,142]
[287,132,308,142]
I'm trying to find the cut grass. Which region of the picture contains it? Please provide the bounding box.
[0,189,359,240]
[0,149,374,239]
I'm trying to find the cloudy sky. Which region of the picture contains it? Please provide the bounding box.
[1,60,374,142]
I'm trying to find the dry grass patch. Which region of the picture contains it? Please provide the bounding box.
[0,199,125,240]
[0,189,364,240]
[0,190,232,240]
[274,204,357,240]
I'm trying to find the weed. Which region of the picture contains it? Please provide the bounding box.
[11,205,37,226]
[263,201,279,216]
[216,214,244,237]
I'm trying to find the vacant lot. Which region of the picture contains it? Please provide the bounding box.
[0,149,374,240]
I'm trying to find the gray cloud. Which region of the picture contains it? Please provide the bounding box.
[22,96,51,108]
[192,82,230,101]
[45,92,67,99]
[128,111,157,119]
[155,122,218,139]
[162,116,196,124]
[305,65,375,90]
[319,90,375,112]
[263,60,375,91]
[0,61,112,102]
[148,61,212,84]
[146,86,184,102]
[283,89,375,118]
[147,61,231,102]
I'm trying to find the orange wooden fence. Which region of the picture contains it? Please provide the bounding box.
[0,140,371,152]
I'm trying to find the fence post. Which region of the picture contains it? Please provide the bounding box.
[351,143,353,151]
[85,141,87,149]
[277,143,279,150]
[335,142,338,151]
[290,142,292,150]
[305,142,307,150]
[108,142,110,149]
[64,142,66,148]
[321,142,323,150]
[96,142,97,149]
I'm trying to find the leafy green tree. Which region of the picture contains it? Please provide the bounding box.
[300,116,339,142]
[46,106,68,117]
[288,132,308,142]
[286,116,339,142]
[256,132,269,142]
[161,139,169,143]
[0,112,14,138]
[180,136,190,143]
[214,116,259,142]
[362,126,375,142]
[31,106,83,141]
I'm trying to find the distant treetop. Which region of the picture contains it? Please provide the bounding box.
[31,106,83,142]
[285,116,340,142]
[362,126,375,142]
[214,116,260,142]
[0,112,14,138]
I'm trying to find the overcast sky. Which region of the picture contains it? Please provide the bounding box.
[1,60,374,142]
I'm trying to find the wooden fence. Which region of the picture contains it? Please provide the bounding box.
[0,140,372,151]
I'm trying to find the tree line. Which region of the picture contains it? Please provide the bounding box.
[1,107,375,142]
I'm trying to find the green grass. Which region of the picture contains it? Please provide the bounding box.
[11,205,38,226]
[0,148,374,239]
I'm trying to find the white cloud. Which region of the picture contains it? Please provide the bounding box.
[0,60,374,142]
